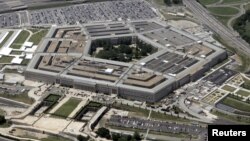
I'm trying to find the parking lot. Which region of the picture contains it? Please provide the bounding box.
[108,115,207,137]
[29,0,157,25]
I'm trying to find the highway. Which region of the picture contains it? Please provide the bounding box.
[183,0,250,55]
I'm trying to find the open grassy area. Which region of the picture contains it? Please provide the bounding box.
[10,51,23,55]
[0,56,14,64]
[28,29,48,45]
[0,31,14,48]
[212,109,250,124]
[221,85,237,92]
[212,34,250,72]
[44,94,61,102]
[208,7,239,15]
[222,0,248,4]
[198,0,220,5]
[41,136,70,141]
[113,103,189,123]
[236,89,250,97]
[221,96,250,112]
[21,59,30,66]
[10,30,30,49]
[0,93,35,105]
[214,15,231,26]
[53,98,81,118]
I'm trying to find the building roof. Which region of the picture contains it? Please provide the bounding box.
[11,57,23,64]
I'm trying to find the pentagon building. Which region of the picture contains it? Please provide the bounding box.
[25,20,227,102]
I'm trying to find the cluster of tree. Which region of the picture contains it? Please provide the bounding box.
[77,135,89,141]
[164,0,182,6]
[0,115,6,125]
[96,127,142,141]
[92,38,156,62]
[233,10,250,44]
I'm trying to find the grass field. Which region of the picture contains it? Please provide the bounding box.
[208,7,239,15]
[214,15,231,26]
[221,85,236,92]
[28,29,48,45]
[10,51,23,55]
[221,96,250,112]
[212,109,250,124]
[44,94,61,102]
[0,93,35,105]
[0,56,14,64]
[53,98,81,118]
[21,59,30,65]
[113,103,189,123]
[10,30,30,49]
[198,0,220,5]
[41,136,70,141]
[236,89,250,97]
[0,31,14,48]
[222,0,248,4]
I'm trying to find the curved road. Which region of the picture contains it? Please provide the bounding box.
[183,0,250,65]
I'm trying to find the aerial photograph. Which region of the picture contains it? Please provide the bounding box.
[0,0,249,141]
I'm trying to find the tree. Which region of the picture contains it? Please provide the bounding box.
[133,131,141,140]
[77,135,88,141]
[96,127,111,139]
[173,0,182,4]
[164,0,172,6]
[0,115,6,125]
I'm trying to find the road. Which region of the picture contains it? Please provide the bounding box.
[183,0,250,58]
[0,136,15,141]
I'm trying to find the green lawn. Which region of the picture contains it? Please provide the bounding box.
[212,109,250,124]
[0,31,14,48]
[28,29,48,45]
[208,7,239,15]
[10,30,30,49]
[221,96,250,112]
[0,56,14,64]
[53,98,81,118]
[214,15,231,26]
[244,22,250,38]
[198,0,220,5]
[113,103,189,123]
[0,93,35,105]
[236,89,250,97]
[21,59,30,66]
[41,136,70,141]
[221,85,236,92]
[44,94,61,102]
[10,51,23,55]
[222,0,248,4]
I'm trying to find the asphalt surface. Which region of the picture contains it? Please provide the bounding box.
[183,0,250,55]
[0,136,15,141]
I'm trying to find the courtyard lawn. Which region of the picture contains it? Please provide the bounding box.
[0,31,14,48]
[0,56,14,64]
[221,96,250,112]
[53,98,81,118]
[221,85,236,92]
[208,7,239,15]
[10,30,30,49]
[28,29,48,45]
[236,89,250,97]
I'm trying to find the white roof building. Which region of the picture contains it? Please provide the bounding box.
[11,57,23,64]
